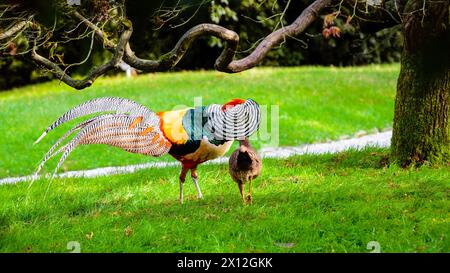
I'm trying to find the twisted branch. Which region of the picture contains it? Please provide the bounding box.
[96,0,332,74]
[127,0,333,72]
[123,23,239,72]
[30,24,132,90]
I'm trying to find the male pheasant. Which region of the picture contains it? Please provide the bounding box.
[34,97,260,204]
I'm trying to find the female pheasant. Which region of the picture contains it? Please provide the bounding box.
[229,137,262,204]
[34,97,260,204]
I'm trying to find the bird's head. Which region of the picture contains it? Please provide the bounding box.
[221,98,246,111]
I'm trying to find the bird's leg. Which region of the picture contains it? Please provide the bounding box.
[246,178,253,204]
[191,168,203,199]
[238,181,245,203]
[179,167,188,204]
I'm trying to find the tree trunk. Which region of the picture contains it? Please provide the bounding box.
[391,0,450,166]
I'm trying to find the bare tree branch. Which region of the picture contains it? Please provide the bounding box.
[123,23,239,72]
[86,0,334,74]
[30,24,132,90]
[0,20,28,40]
[124,0,333,72]
[225,0,331,72]
[71,11,116,50]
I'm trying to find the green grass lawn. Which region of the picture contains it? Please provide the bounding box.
[0,65,398,178]
[0,149,448,252]
[2,64,447,253]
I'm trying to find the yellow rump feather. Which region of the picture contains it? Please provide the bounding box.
[158,109,190,145]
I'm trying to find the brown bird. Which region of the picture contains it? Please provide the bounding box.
[229,138,262,204]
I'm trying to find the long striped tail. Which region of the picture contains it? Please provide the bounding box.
[33,98,171,179]
[34,97,160,144]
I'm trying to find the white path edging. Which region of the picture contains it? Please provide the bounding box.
[0,131,392,185]
[259,131,392,158]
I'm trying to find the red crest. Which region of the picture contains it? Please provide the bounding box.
[221,98,246,111]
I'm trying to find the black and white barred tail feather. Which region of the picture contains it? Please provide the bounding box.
[34,97,161,144]
[33,114,120,178]
[34,101,170,178]
[49,115,169,176]
[78,117,170,155]
[204,99,260,141]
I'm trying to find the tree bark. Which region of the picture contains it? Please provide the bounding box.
[392,0,450,165]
